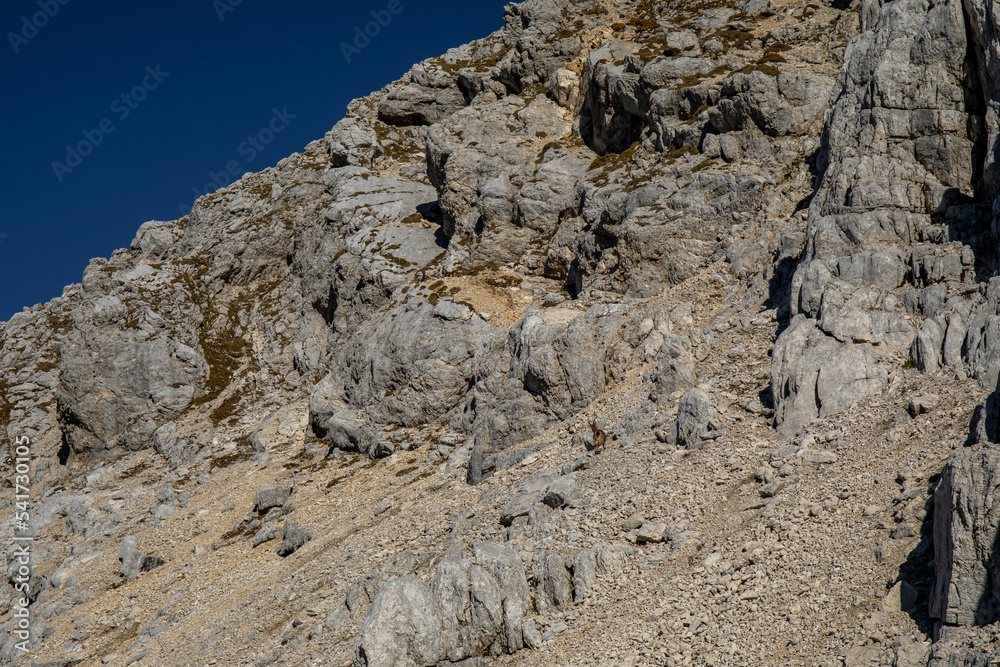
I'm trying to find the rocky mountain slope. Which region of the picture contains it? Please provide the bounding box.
[6,0,1000,664]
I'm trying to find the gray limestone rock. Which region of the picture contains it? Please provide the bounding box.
[276,519,312,557]
[772,318,888,435]
[353,542,528,666]
[570,549,598,602]
[532,551,572,611]
[353,575,442,667]
[771,0,982,431]
[648,336,697,403]
[253,485,291,514]
[674,387,726,449]
[931,450,1000,627]
[118,536,165,581]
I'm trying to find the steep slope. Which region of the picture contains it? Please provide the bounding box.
[6,0,1000,665]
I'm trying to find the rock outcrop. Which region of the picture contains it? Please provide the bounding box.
[11,0,1000,665]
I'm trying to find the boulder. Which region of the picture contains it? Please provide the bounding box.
[119,536,165,580]
[353,576,442,667]
[353,542,529,666]
[276,519,312,557]
[253,485,291,513]
[674,388,725,449]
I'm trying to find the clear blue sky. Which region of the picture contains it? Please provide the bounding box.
[0,0,507,319]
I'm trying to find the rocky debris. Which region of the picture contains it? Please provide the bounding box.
[118,536,165,580]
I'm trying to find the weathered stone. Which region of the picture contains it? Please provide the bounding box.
[253,485,291,513]
[636,522,666,544]
[276,519,312,557]
[353,576,442,667]
[674,387,725,449]
[931,450,1000,626]
[532,551,572,611]
[119,536,165,580]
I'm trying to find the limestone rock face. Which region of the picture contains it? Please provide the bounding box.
[354,543,529,666]
[353,575,442,667]
[771,0,989,434]
[931,450,1000,627]
[15,0,1000,665]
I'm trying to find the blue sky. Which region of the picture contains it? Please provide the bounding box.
[0,0,507,319]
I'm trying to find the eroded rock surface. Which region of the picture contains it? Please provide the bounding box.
[10,1,1000,666]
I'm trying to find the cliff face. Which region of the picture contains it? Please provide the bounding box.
[7,0,1000,665]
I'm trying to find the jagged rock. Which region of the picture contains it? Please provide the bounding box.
[57,329,207,456]
[131,220,183,259]
[276,519,312,557]
[532,551,572,611]
[9,0,1000,663]
[432,557,505,661]
[353,575,442,667]
[118,536,165,580]
[473,541,531,653]
[771,0,982,431]
[674,387,725,449]
[378,63,467,126]
[647,336,696,403]
[931,450,1000,626]
[355,543,527,665]
[253,485,291,513]
[911,318,946,372]
[772,318,888,435]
